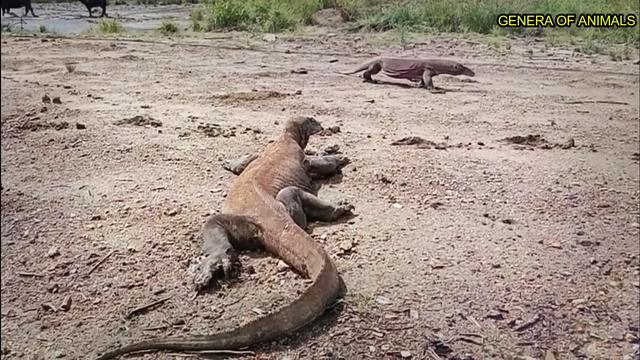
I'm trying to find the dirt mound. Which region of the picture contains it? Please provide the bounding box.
[196,123,236,138]
[500,134,576,150]
[18,119,69,132]
[212,90,299,105]
[114,114,162,127]
[310,8,344,27]
[391,136,478,150]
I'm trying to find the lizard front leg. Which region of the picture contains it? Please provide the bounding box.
[420,69,445,93]
[276,186,355,229]
[420,69,435,90]
[190,214,263,291]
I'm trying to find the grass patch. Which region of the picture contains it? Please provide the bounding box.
[343,0,639,46]
[187,0,637,46]
[192,0,335,33]
[158,19,179,34]
[93,18,124,34]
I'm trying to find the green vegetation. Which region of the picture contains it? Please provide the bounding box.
[189,0,638,46]
[93,18,124,34]
[192,0,334,32]
[158,19,179,34]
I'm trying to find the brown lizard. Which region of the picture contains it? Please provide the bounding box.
[95,116,355,359]
[339,56,475,90]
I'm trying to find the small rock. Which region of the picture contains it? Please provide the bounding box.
[47,247,60,258]
[550,242,562,249]
[276,260,290,272]
[52,97,62,104]
[47,283,59,293]
[625,332,638,343]
[491,263,501,269]
[42,94,51,103]
[339,240,353,252]
[165,208,179,216]
[323,144,340,154]
[75,122,86,130]
[486,309,504,320]
[262,34,276,42]
[609,329,625,341]
[544,350,557,360]
[392,203,403,209]
[251,307,264,315]
[400,350,412,358]
[375,296,391,305]
[60,296,72,311]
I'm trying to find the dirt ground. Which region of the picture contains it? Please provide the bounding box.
[1,21,639,360]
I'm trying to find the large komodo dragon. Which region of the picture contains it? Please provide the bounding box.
[340,56,475,90]
[95,116,355,359]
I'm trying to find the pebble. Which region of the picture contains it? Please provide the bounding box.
[400,350,412,358]
[276,260,290,272]
[339,240,353,252]
[375,296,391,305]
[60,296,72,311]
[392,203,403,209]
[47,247,60,258]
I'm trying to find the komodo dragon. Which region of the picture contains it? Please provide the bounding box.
[95,116,355,359]
[339,56,475,90]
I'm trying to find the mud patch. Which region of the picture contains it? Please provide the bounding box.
[391,136,476,150]
[212,90,299,105]
[500,134,576,150]
[114,114,162,127]
[319,126,341,136]
[18,119,69,132]
[196,123,236,138]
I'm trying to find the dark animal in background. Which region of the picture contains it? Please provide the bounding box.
[78,0,107,17]
[1,0,37,17]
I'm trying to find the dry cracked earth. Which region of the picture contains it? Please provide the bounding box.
[1,24,639,360]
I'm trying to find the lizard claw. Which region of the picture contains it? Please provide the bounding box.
[333,201,355,219]
[336,155,351,169]
[189,249,239,291]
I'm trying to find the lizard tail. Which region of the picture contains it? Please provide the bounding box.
[94,205,340,359]
[338,57,379,75]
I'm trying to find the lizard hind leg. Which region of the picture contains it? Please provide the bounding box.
[277,186,355,228]
[363,61,382,83]
[190,214,263,291]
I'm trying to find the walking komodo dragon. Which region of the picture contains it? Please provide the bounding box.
[95,116,355,359]
[340,56,475,91]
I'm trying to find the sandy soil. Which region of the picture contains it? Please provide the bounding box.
[1,23,639,360]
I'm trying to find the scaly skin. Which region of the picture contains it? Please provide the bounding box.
[94,116,354,359]
[340,56,475,90]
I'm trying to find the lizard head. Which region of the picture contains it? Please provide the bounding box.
[285,116,323,148]
[451,62,475,77]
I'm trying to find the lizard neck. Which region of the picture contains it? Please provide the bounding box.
[284,124,308,148]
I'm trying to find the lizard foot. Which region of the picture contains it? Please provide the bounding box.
[336,155,351,169]
[189,248,240,291]
[332,201,355,220]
